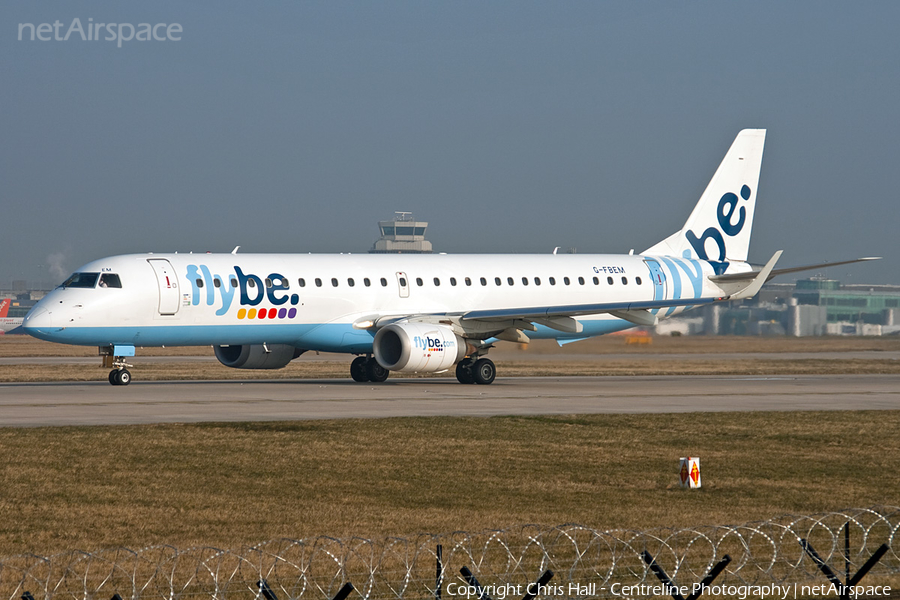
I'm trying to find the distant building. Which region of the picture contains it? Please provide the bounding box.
[657,277,900,336]
[369,212,433,254]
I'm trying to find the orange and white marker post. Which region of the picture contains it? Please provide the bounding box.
[679,457,701,489]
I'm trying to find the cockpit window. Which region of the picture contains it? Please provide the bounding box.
[60,272,100,288]
[99,274,122,288]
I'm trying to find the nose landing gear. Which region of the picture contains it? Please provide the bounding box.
[108,367,132,386]
[100,346,134,386]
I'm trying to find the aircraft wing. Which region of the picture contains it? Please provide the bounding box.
[461,295,720,321]
[458,251,783,330]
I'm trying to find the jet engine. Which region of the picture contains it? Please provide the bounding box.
[373,322,467,373]
[214,344,305,369]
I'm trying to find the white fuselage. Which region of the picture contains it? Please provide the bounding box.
[23,252,724,352]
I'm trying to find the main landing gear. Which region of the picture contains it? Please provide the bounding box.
[455,357,496,385]
[350,355,390,383]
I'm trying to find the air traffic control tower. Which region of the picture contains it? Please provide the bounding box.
[369,212,433,254]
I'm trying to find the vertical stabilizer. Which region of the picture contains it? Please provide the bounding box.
[644,129,766,265]
[0,299,9,318]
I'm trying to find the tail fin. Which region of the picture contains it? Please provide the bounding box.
[0,299,9,318]
[643,129,766,265]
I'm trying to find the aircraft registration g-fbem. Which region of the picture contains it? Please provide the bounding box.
[23,130,878,386]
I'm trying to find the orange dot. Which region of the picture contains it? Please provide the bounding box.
[248,308,257,319]
[237,309,246,319]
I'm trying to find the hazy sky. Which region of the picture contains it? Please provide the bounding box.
[2,2,898,287]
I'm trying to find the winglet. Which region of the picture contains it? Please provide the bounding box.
[728,250,782,300]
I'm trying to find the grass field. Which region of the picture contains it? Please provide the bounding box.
[1,335,898,561]
[0,412,897,558]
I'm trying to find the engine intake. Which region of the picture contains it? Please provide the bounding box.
[214,344,304,369]
[373,323,467,373]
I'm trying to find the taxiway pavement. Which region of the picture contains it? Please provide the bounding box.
[0,374,897,427]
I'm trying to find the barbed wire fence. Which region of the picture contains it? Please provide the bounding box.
[2,507,897,600]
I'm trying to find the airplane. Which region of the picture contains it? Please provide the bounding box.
[0,299,25,334]
[22,129,878,386]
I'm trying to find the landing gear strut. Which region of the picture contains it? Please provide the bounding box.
[456,357,495,385]
[350,355,390,383]
[101,346,133,386]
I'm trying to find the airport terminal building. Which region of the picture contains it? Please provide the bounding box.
[659,277,900,336]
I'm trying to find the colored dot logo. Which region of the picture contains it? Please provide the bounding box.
[236,307,297,320]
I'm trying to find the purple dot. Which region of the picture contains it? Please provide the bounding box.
[288,308,297,318]
[278,308,287,319]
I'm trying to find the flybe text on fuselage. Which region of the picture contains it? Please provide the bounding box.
[185,264,296,316]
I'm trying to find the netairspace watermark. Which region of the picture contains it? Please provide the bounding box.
[444,582,893,600]
[18,18,181,48]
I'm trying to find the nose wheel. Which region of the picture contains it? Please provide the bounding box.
[108,368,132,386]
[101,348,134,386]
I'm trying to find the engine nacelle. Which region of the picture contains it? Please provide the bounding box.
[214,344,304,369]
[373,322,467,373]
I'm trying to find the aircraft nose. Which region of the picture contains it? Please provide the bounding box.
[23,306,53,331]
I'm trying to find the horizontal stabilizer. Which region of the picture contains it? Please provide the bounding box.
[727,250,782,300]
[710,256,881,283]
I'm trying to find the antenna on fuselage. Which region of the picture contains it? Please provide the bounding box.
[232,246,240,254]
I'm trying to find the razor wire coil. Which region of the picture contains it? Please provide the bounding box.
[2,507,898,600]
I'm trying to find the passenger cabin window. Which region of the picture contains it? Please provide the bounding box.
[299,278,306,287]
[196,278,204,288]
[549,277,556,285]
[380,278,388,287]
[465,277,472,286]
[60,272,100,288]
[495,277,502,286]
[534,277,541,286]
[315,278,323,287]
[399,277,407,286]
[348,278,355,287]
[578,277,585,285]
[416,277,424,286]
[99,273,122,288]
[265,278,273,288]
[248,279,256,288]
[507,277,514,286]
[364,278,371,287]
[231,277,238,287]
[622,277,628,285]
[593,277,599,285]
[521,277,528,286]
[564,277,570,285]
[434,277,441,286]
[636,277,642,285]
[213,278,221,288]
[480,277,487,286]
[331,278,339,287]
[607,277,613,285]
[450,277,457,286]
